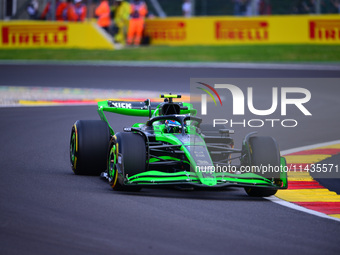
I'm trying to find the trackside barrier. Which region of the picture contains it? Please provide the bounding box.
[0,21,114,49]
[144,15,340,45]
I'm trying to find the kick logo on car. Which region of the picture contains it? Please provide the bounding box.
[109,102,132,109]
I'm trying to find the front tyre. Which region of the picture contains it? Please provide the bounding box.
[110,132,146,191]
[107,137,120,190]
[70,120,110,175]
[116,132,146,177]
[244,136,280,197]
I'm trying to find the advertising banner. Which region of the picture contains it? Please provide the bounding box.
[145,15,340,45]
[0,21,114,49]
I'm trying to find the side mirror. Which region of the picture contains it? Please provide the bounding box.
[144,99,152,119]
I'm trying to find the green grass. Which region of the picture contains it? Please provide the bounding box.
[0,45,340,62]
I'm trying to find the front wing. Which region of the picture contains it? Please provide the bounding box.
[123,171,287,190]
[118,156,288,190]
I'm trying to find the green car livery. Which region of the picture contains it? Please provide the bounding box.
[70,94,288,197]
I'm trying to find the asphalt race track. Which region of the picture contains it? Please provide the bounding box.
[1,63,340,255]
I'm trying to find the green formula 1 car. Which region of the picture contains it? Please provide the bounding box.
[70,94,288,197]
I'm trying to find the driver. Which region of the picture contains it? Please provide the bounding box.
[165,120,182,133]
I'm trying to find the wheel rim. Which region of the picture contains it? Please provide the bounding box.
[70,125,77,169]
[108,145,117,188]
[70,133,75,163]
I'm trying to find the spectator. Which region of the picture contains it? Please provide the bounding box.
[246,0,261,16]
[259,0,271,15]
[56,0,68,20]
[60,0,77,21]
[246,0,253,16]
[74,0,87,22]
[232,0,242,16]
[239,0,249,16]
[127,0,148,46]
[182,0,192,17]
[41,0,61,20]
[26,0,39,20]
[95,0,111,32]
[112,0,131,44]
[40,1,50,20]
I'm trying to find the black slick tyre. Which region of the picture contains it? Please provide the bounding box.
[70,120,110,176]
[113,132,146,191]
[244,136,280,197]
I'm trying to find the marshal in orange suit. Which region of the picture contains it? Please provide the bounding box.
[95,0,111,32]
[127,0,148,45]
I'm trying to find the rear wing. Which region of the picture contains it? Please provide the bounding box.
[98,100,192,116]
[98,100,159,117]
[108,100,160,113]
[97,97,196,135]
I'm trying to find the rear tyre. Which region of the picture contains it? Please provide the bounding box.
[70,120,110,176]
[244,136,280,197]
[113,132,146,191]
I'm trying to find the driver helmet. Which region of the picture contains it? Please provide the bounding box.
[165,120,181,133]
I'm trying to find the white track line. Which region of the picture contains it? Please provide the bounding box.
[281,140,340,155]
[266,140,340,223]
[266,196,340,222]
[1,60,340,71]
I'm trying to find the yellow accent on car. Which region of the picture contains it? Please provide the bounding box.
[160,94,181,98]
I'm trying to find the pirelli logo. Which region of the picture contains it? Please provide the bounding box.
[1,25,68,45]
[145,21,186,41]
[309,20,340,41]
[215,21,268,41]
